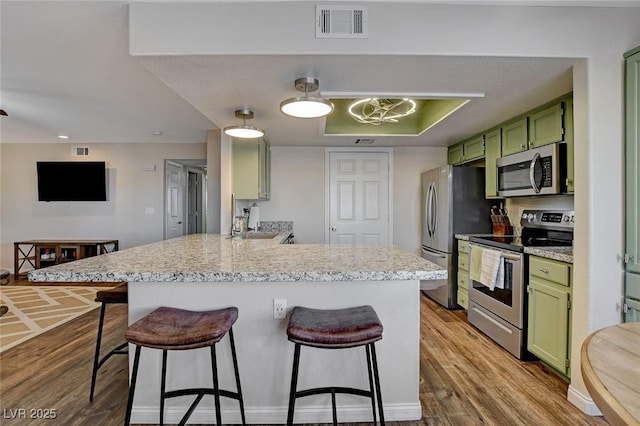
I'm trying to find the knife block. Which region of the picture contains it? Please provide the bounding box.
[492,224,513,236]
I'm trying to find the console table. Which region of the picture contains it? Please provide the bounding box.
[14,239,118,279]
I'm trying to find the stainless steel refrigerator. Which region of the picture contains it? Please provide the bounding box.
[421,165,493,309]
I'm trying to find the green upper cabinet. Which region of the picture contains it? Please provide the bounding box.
[501,117,528,156]
[447,143,464,165]
[562,97,575,194]
[463,135,485,161]
[233,138,271,200]
[447,135,485,165]
[529,103,564,149]
[484,127,502,198]
[625,47,640,276]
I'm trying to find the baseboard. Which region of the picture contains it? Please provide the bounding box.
[131,402,422,424]
[567,385,603,416]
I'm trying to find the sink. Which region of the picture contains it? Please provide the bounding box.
[234,232,280,240]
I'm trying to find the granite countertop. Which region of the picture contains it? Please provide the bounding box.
[28,233,446,283]
[523,246,573,264]
[455,233,573,263]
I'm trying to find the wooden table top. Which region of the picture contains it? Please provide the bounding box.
[581,322,640,426]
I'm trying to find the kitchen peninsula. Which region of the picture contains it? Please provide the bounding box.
[29,233,445,424]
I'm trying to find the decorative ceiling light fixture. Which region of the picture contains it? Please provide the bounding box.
[280,77,334,119]
[348,98,417,125]
[223,109,265,139]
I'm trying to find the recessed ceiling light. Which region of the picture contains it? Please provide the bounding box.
[152,131,163,136]
[58,135,69,139]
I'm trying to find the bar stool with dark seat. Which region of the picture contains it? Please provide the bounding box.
[90,282,128,402]
[124,306,246,426]
[286,305,385,426]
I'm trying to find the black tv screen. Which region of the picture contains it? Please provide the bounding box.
[37,161,107,201]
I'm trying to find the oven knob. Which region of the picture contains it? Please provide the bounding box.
[570,215,574,223]
[563,215,569,222]
[527,213,534,221]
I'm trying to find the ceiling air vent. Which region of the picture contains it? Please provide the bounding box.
[71,146,89,156]
[316,5,368,39]
[354,138,375,145]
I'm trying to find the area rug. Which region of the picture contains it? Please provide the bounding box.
[0,286,105,353]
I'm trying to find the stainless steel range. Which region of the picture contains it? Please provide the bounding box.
[467,210,574,359]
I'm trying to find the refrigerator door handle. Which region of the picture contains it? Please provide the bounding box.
[431,182,438,239]
[425,182,433,238]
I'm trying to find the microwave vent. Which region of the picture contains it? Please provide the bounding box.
[316,5,368,39]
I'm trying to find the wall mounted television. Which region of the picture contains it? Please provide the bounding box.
[37,161,107,201]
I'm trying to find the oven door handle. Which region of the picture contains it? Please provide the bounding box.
[469,244,522,262]
[529,152,542,193]
[501,253,523,262]
[471,306,514,334]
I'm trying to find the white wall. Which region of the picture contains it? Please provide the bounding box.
[393,147,447,254]
[246,146,446,252]
[253,146,326,244]
[0,142,206,271]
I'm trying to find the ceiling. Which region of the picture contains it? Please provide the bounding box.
[0,0,627,148]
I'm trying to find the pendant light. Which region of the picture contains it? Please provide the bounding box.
[223,109,265,139]
[280,77,334,119]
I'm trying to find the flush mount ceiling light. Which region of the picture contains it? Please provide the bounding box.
[223,109,265,139]
[348,98,417,125]
[280,77,334,119]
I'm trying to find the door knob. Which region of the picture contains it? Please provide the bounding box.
[331,227,336,231]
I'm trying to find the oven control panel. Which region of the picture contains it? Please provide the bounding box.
[521,210,574,229]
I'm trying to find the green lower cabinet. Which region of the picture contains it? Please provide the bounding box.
[527,256,572,378]
[457,241,470,309]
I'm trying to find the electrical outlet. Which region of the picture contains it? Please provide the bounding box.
[273,298,287,319]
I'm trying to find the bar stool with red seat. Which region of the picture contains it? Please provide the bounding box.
[90,282,128,402]
[286,305,385,426]
[124,306,246,426]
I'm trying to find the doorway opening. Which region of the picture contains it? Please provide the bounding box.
[164,159,207,240]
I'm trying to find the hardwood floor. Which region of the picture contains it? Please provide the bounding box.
[0,287,608,425]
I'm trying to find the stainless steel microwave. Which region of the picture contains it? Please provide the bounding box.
[496,143,567,197]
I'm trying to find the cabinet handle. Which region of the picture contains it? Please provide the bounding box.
[539,268,548,273]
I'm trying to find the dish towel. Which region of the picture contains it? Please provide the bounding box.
[469,246,504,291]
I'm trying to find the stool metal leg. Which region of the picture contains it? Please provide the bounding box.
[366,344,377,424]
[160,350,168,426]
[89,302,107,402]
[210,344,222,426]
[331,388,337,426]
[124,345,142,426]
[228,327,246,425]
[370,343,385,426]
[286,343,301,426]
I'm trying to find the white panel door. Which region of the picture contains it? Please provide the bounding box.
[329,151,390,245]
[165,162,185,239]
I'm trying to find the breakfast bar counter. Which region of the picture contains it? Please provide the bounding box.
[29,233,445,424]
